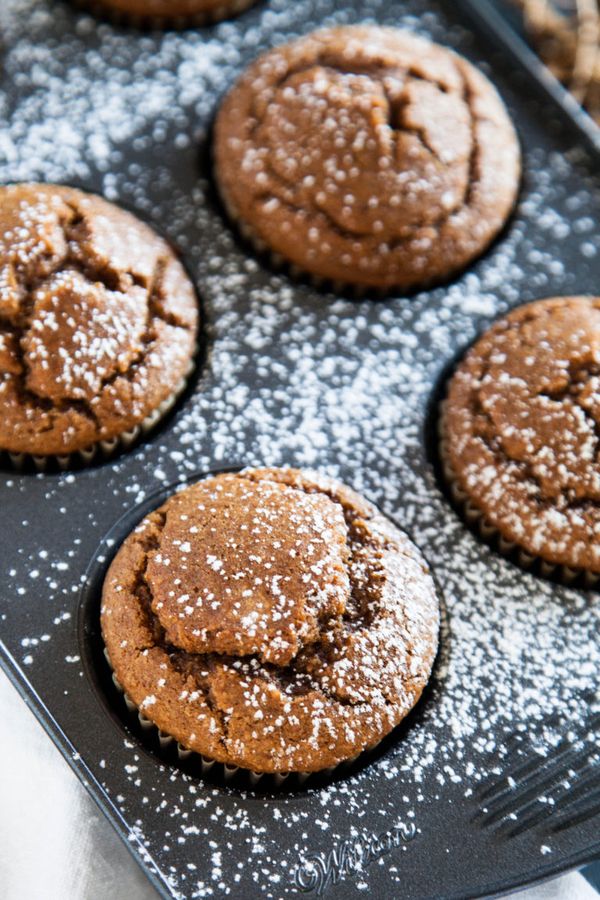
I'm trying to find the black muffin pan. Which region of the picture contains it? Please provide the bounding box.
[1,0,599,898]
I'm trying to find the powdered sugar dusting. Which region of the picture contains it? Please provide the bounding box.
[0,0,599,896]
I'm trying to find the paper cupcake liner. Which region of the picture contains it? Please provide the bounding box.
[104,647,361,789]
[2,368,191,474]
[216,180,398,300]
[72,0,257,28]
[438,400,600,587]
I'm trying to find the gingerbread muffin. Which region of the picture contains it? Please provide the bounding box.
[101,468,440,775]
[78,0,258,26]
[214,26,521,293]
[0,184,198,467]
[441,297,600,578]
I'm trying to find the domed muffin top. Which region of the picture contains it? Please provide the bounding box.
[145,473,351,665]
[443,296,600,571]
[214,26,520,290]
[0,183,198,458]
[101,468,440,773]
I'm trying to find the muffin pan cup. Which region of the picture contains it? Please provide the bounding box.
[2,367,193,473]
[217,180,512,301]
[98,467,420,792]
[1,1,600,899]
[112,659,354,789]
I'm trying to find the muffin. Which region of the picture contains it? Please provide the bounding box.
[214,26,521,293]
[441,296,600,578]
[101,468,440,775]
[77,0,258,26]
[0,184,198,468]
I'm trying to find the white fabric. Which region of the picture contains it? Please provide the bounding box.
[0,669,596,900]
[0,670,150,900]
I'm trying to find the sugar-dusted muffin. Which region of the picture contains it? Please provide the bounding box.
[0,184,198,467]
[101,468,440,775]
[441,297,600,578]
[214,26,521,292]
[78,0,258,26]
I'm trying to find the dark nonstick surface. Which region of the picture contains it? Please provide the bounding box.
[0,1,599,898]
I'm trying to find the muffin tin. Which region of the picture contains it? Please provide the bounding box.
[1,0,599,898]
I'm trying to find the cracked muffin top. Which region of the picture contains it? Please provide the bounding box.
[87,0,257,25]
[101,467,440,774]
[0,184,198,458]
[214,26,521,292]
[442,297,600,572]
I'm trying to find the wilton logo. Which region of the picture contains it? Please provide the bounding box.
[293,821,417,895]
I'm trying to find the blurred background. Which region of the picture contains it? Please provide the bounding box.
[504,0,600,121]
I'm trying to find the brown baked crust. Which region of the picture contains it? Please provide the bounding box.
[213,26,521,291]
[101,468,440,773]
[79,0,257,24]
[0,184,198,457]
[442,296,600,572]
